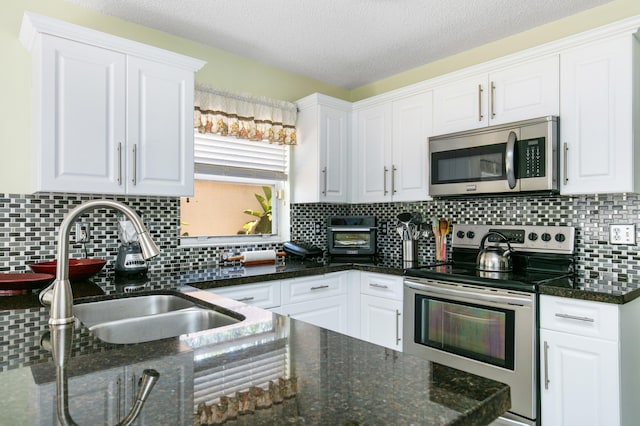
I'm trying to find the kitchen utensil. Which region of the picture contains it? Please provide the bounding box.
[29,258,107,281]
[0,273,55,295]
[227,250,286,266]
[477,231,513,272]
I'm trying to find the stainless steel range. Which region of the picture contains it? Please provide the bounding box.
[404,224,575,426]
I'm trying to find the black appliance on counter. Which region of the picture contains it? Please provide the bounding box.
[327,216,377,263]
[404,224,575,426]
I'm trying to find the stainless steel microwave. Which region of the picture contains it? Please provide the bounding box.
[429,116,559,197]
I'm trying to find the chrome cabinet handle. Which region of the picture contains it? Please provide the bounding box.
[117,142,123,185]
[238,296,255,302]
[310,285,329,290]
[116,377,122,421]
[321,166,327,196]
[490,81,496,118]
[132,144,137,185]
[543,341,550,390]
[563,143,569,185]
[391,165,397,194]
[369,283,389,289]
[554,312,595,322]
[478,84,484,121]
[131,373,137,406]
[383,166,389,195]
[395,309,401,345]
[505,131,517,189]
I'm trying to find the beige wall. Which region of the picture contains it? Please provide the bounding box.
[2,0,639,194]
[350,0,640,100]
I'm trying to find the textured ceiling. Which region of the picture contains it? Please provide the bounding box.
[65,0,615,89]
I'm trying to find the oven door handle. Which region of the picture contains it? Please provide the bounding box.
[405,281,533,306]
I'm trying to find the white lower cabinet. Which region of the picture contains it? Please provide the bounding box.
[33,350,193,425]
[281,272,351,335]
[359,272,403,351]
[539,295,640,426]
[207,280,281,311]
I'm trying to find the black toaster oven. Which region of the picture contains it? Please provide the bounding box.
[327,216,377,257]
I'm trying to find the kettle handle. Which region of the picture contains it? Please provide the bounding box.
[479,231,513,253]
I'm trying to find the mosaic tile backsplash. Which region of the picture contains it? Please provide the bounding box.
[1,192,639,280]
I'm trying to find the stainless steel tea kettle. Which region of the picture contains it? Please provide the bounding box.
[477,231,513,272]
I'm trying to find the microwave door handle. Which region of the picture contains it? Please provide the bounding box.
[505,131,517,189]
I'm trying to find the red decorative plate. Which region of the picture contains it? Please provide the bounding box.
[0,273,55,295]
[29,258,107,281]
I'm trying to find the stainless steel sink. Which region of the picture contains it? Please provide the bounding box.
[74,294,199,327]
[74,293,243,344]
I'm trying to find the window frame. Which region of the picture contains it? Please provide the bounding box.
[179,173,290,248]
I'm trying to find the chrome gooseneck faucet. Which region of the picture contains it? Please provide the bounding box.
[40,200,161,426]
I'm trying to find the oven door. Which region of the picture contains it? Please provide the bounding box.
[403,278,537,425]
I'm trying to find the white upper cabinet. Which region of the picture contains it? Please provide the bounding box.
[559,34,637,195]
[432,55,559,135]
[354,91,432,203]
[20,12,205,196]
[293,94,350,203]
[126,56,195,196]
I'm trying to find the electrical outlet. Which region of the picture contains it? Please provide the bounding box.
[379,221,388,236]
[609,224,635,245]
[314,222,322,236]
[75,222,90,244]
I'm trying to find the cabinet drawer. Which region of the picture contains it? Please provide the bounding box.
[281,273,347,304]
[208,281,281,309]
[540,295,619,340]
[360,272,403,300]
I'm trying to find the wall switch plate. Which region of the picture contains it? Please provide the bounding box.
[75,222,90,244]
[609,224,635,245]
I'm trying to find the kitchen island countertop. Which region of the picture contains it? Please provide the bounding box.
[0,288,510,425]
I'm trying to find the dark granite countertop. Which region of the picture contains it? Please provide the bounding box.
[0,288,510,425]
[538,274,640,304]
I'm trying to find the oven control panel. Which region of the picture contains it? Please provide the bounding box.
[452,224,575,254]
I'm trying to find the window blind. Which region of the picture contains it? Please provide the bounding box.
[194,133,289,180]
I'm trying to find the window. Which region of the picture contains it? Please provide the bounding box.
[180,133,290,247]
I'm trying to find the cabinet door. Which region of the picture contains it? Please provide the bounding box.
[127,56,195,196]
[281,295,349,334]
[319,105,349,202]
[35,365,123,425]
[489,55,559,125]
[37,36,126,194]
[540,329,620,426]
[355,103,393,202]
[360,294,403,351]
[560,35,634,195]
[432,75,488,135]
[391,92,433,201]
[124,351,194,426]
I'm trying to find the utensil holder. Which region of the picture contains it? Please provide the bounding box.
[402,240,418,269]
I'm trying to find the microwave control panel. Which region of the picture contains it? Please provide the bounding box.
[517,137,545,178]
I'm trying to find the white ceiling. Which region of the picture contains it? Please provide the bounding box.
[65,0,615,89]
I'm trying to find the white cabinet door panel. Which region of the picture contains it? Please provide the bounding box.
[560,35,634,195]
[127,56,194,196]
[37,36,125,193]
[355,103,393,202]
[432,75,487,135]
[360,295,402,351]
[281,296,348,334]
[392,92,432,201]
[489,55,559,125]
[540,329,620,426]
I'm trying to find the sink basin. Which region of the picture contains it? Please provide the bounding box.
[74,294,198,327]
[87,308,240,344]
[74,292,243,344]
